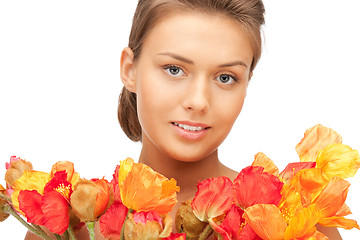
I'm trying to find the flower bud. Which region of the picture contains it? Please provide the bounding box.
[175,200,208,240]
[5,156,32,188]
[70,178,110,222]
[51,161,80,184]
[124,211,172,240]
[0,184,10,222]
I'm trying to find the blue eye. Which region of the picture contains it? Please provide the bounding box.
[164,66,185,76]
[216,74,237,84]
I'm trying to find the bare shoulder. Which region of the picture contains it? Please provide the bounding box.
[219,163,239,181]
[317,224,342,240]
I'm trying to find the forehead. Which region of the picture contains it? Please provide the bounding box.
[140,11,254,66]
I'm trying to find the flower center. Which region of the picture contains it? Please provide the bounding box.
[55,183,71,199]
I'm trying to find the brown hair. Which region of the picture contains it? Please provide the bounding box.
[118,0,265,142]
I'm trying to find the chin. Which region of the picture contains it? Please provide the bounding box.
[165,148,218,163]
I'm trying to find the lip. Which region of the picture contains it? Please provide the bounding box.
[170,121,211,140]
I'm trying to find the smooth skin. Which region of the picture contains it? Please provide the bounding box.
[25,10,342,240]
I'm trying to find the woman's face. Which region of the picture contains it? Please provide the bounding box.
[129,11,254,162]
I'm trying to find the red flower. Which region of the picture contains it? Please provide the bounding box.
[191,177,233,222]
[210,204,260,240]
[99,201,129,240]
[18,171,71,235]
[233,166,284,209]
[279,162,316,182]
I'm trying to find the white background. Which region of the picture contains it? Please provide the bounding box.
[0,0,359,239]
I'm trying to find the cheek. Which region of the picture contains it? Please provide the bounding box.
[215,89,246,128]
[136,72,175,125]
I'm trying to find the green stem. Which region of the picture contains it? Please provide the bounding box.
[120,209,133,240]
[55,234,62,240]
[86,221,96,240]
[0,192,12,203]
[67,226,77,240]
[198,224,213,240]
[3,204,53,240]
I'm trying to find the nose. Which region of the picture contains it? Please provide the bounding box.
[182,75,210,113]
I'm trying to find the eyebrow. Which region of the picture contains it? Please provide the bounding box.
[157,52,194,64]
[157,52,248,68]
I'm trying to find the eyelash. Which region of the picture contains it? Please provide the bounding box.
[163,65,185,77]
[163,65,239,85]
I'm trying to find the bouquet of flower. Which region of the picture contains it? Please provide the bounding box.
[1,124,359,240]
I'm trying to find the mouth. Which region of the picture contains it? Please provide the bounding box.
[171,122,211,132]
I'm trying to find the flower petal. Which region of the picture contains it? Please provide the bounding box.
[316,143,360,180]
[290,168,328,206]
[318,216,359,230]
[118,158,134,184]
[100,201,129,240]
[162,233,187,240]
[279,162,316,182]
[233,166,283,209]
[210,204,248,240]
[252,152,279,176]
[41,190,70,235]
[11,170,51,213]
[50,161,77,183]
[191,176,233,222]
[18,190,44,225]
[313,177,350,218]
[284,204,321,240]
[243,204,287,240]
[120,162,178,214]
[296,124,342,162]
[70,179,96,221]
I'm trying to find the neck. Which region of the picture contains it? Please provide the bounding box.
[138,140,223,198]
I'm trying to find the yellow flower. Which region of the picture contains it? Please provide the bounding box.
[11,170,51,213]
[119,158,180,214]
[296,124,342,162]
[315,143,360,180]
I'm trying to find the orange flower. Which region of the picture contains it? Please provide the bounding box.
[70,178,110,222]
[119,158,179,214]
[284,204,321,240]
[313,177,359,230]
[252,152,279,176]
[289,168,328,206]
[296,124,342,162]
[243,204,287,240]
